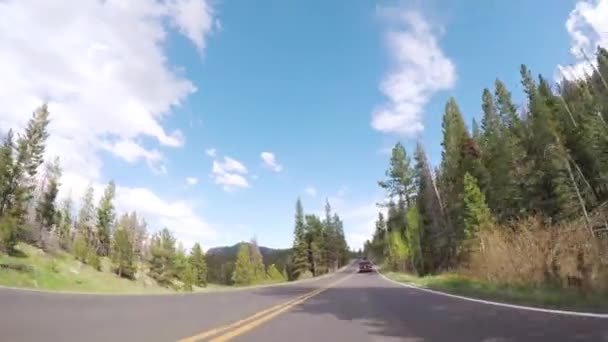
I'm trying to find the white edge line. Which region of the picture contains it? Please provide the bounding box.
[377,271,608,319]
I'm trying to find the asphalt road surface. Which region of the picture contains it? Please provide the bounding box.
[1,265,607,342]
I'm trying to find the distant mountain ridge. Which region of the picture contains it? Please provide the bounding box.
[205,242,290,257]
[205,242,292,285]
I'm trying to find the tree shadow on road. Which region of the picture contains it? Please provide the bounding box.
[251,273,608,342]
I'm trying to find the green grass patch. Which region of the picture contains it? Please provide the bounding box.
[0,244,226,294]
[385,271,608,312]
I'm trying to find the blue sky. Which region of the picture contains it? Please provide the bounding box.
[1,0,606,250]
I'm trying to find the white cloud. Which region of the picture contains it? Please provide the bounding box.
[557,0,608,80]
[0,0,218,246]
[260,152,283,172]
[166,0,214,52]
[0,0,215,179]
[211,156,249,191]
[101,139,167,174]
[371,10,456,135]
[57,174,215,250]
[305,186,317,197]
[186,177,198,185]
[205,148,217,157]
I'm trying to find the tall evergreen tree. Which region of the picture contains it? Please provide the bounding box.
[378,142,416,206]
[148,228,176,287]
[77,185,96,248]
[96,181,116,256]
[266,264,286,281]
[35,158,61,232]
[304,214,324,276]
[414,142,446,273]
[232,243,253,285]
[111,226,135,279]
[291,198,309,279]
[250,237,266,282]
[58,197,73,250]
[189,243,207,287]
[462,173,493,258]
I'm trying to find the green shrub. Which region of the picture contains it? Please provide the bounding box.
[87,251,101,271]
[0,215,18,254]
[72,235,89,262]
[47,259,59,273]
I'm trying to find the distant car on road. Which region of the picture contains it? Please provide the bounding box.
[357,260,374,273]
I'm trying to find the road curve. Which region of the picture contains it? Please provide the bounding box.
[1,266,607,342]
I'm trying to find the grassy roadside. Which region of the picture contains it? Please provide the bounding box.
[384,271,608,312]
[0,244,226,294]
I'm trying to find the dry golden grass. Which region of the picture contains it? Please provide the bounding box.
[468,217,608,292]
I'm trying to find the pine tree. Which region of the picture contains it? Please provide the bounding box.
[36,158,61,232]
[174,242,187,274]
[232,243,253,285]
[0,215,18,254]
[462,173,493,257]
[266,264,285,281]
[414,143,448,272]
[304,214,324,276]
[9,105,52,227]
[371,212,387,261]
[77,185,96,248]
[0,130,16,218]
[405,206,423,275]
[438,98,488,259]
[520,66,577,220]
[96,181,116,256]
[322,199,339,271]
[291,198,309,279]
[0,132,18,253]
[332,213,349,266]
[378,142,416,206]
[494,79,527,219]
[387,230,408,272]
[250,237,266,282]
[111,227,135,279]
[189,243,207,287]
[181,263,195,291]
[58,197,73,250]
[148,228,176,287]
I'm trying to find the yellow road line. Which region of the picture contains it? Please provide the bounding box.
[176,291,315,342]
[209,274,352,342]
[177,274,351,342]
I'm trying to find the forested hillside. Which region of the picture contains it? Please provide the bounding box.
[0,108,349,292]
[205,241,291,285]
[365,47,608,294]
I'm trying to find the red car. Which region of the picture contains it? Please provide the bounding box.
[357,260,374,273]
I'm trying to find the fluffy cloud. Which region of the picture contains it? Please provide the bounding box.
[305,186,317,197]
[371,10,456,135]
[101,139,167,175]
[557,0,608,80]
[0,0,218,245]
[166,0,214,52]
[261,152,283,172]
[57,173,215,250]
[186,177,199,185]
[211,156,250,191]
[205,148,217,157]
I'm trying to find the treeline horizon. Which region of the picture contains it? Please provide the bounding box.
[365,47,608,292]
[0,107,352,290]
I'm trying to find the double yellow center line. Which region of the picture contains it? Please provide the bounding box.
[178,274,352,342]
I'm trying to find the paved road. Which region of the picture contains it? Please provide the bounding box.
[1,265,607,341]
